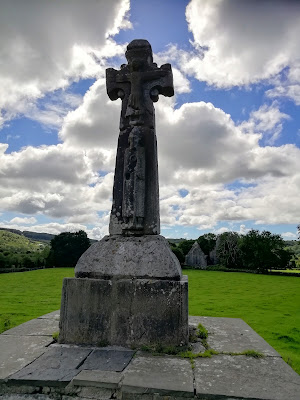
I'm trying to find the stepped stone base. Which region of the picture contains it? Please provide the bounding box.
[59,276,189,347]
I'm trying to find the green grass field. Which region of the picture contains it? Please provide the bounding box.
[0,269,74,332]
[0,269,299,374]
[186,270,300,374]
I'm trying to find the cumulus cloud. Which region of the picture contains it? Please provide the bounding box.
[59,79,121,151]
[179,0,300,88]
[0,143,113,222]
[267,62,300,105]
[154,97,300,230]
[239,103,290,144]
[9,217,37,225]
[0,0,130,125]
[156,99,299,186]
[281,232,297,239]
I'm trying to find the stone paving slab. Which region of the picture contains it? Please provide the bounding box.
[82,349,134,372]
[0,335,52,380]
[9,347,92,387]
[37,311,60,320]
[122,356,194,396]
[2,318,58,337]
[73,370,122,389]
[2,313,300,400]
[190,316,280,356]
[194,355,300,400]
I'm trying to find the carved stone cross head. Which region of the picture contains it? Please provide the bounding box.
[106,39,174,128]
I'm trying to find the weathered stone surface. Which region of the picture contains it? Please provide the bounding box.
[82,349,134,372]
[185,242,207,269]
[194,355,300,400]
[59,277,189,347]
[0,335,52,380]
[9,347,92,387]
[122,356,194,396]
[76,386,113,399]
[37,311,60,320]
[72,370,122,389]
[0,395,54,400]
[106,39,174,236]
[75,234,181,280]
[189,316,280,356]
[2,318,58,337]
[190,342,206,354]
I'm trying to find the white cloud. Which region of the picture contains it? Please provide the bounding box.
[213,227,230,235]
[153,97,300,230]
[180,0,300,88]
[281,232,297,239]
[9,217,37,225]
[156,48,191,94]
[0,0,130,126]
[59,79,120,151]
[0,143,113,222]
[156,99,298,186]
[267,62,300,105]
[239,103,290,144]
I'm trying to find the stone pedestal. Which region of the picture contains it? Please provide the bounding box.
[59,276,188,347]
[59,235,189,347]
[75,235,182,280]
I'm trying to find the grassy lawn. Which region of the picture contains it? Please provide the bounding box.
[186,270,300,374]
[0,268,74,333]
[0,268,299,374]
[271,269,300,273]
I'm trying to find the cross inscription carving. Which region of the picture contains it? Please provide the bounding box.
[106,39,174,236]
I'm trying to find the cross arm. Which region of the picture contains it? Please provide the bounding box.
[148,63,174,102]
[106,68,128,101]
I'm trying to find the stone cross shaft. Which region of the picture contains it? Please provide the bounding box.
[106,39,174,236]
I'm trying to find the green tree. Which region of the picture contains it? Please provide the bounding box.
[0,253,8,269]
[170,246,185,264]
[22,255,35,269]
[216,232,242,269]
[177,239,195,256]
[197,233,217,262]
[47,230,91,268]
[240,230,291,272]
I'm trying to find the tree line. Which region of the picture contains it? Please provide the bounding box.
[1,227,299,273]
[171,229,299,273]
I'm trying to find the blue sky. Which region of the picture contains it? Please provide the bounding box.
[0,0,299,240]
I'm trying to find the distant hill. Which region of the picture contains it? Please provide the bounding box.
[168,238,187,245]
[0,227,97,244]
[0,230,46,251]
[0,228,54,243]
[0,230,50,271]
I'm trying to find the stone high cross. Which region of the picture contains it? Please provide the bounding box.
[106,39,174,236]
[59,39,187,348]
